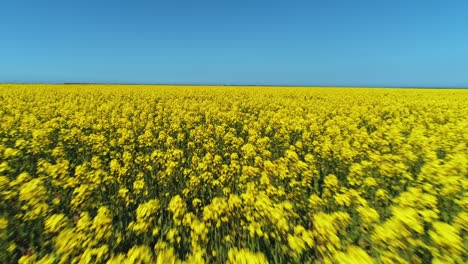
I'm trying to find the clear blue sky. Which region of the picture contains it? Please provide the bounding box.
[1,0,467,87]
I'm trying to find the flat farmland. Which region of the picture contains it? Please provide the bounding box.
[0,85,467,263]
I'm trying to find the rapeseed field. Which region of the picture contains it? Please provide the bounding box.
[0,84,467,263]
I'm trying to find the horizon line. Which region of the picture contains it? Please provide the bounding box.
[0,82,467,89]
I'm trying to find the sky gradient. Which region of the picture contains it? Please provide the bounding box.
[1,0,467,87]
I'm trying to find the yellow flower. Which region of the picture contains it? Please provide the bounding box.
[288,234,306,257]
[192,198,202,207]
[227,248,268,264]
[36,255,56,264]
[429,222,463,255]
[18,254,37,264]
[308,194,323,209]
[357,206,380,224]
[168,195,187,225]
[0,176,9,188]
[0,217,7,231]
[324,174,339,189]
[126,245,154,264]
[136,199,160,221]
[44,213,67,233]
[92,206,113,240]
[334,246,373,264]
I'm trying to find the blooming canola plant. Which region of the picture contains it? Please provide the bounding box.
[0,84,466,263]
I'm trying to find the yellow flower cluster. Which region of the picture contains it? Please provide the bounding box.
[0,84,467,263]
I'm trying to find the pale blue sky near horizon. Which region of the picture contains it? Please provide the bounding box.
[0,0,467,87]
